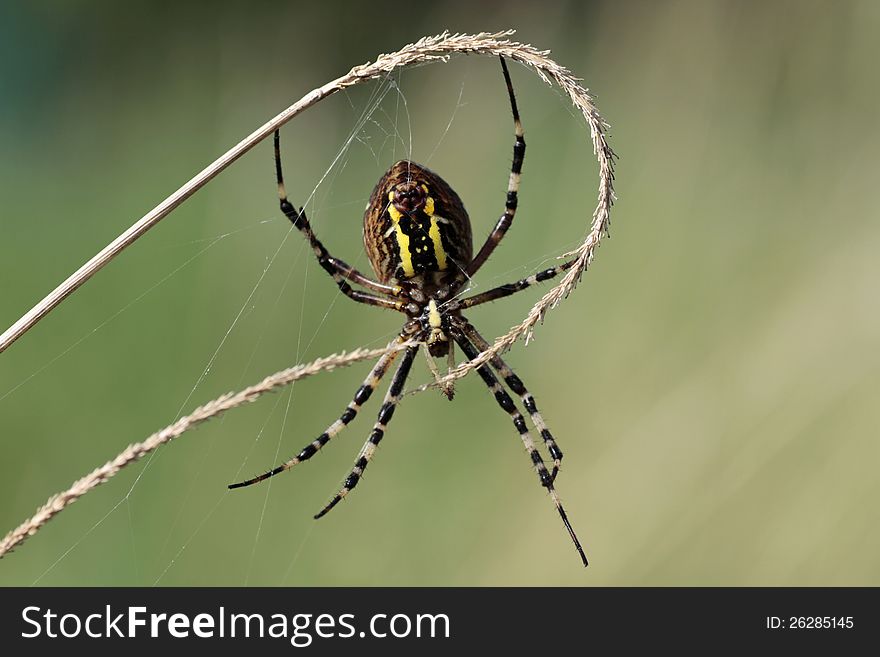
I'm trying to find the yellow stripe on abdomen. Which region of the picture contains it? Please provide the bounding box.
[428,216,448,271]
[388,190,446,277]
[388,203,416,278]
[423,194,448,271]
[393,224,415,277]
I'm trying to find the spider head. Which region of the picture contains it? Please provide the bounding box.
[389,182,429,216]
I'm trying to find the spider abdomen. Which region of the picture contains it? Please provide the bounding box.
[363,160,472,285]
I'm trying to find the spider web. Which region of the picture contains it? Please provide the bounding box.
[3,59,584,586]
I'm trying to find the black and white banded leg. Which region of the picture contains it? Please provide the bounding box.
[466,57,526,278]
[275,130,405,311]
[314,344,418,518]
[228,337,406,490]
[456,258,576,311]
[458,320,564,482]
[452,329,588,567]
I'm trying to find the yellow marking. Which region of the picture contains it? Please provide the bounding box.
[427,300,447,347]
[393,224,415,277]
[421,193,448,271]
[386,189,447,277]
[428,300,442,328]
[386,197,415,277]
[428,217,448,270]
[388,204,403,224]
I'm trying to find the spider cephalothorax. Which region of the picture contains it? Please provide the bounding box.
[229,58,587,567]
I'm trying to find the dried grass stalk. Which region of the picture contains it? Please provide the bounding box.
[0,30,615,559]
[0,344,409,558]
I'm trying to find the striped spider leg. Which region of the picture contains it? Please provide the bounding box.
[314,344,419,518]
[229,334,409,490]
[273,129,409,313]
[465,57,526,278]
[449,318,588,567]
[443,257,578,479]
[455,257,577,311]
[455,319,565,482]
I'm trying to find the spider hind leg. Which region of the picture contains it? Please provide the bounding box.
[314,345,419,518]
[451,325,588,567]
[227,336,405,490]
[459,321,564,481]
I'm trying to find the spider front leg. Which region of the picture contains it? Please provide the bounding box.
[274,130,404,312]
[314,345,418,518]
[451,328,588,567]
[228,336,407,490]
[466,57,526,278]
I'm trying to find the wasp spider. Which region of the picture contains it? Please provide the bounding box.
[230,58,588,567]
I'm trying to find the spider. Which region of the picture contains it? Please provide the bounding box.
[229,57,588,567]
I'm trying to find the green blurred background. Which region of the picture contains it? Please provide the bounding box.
[2,0,878,586]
